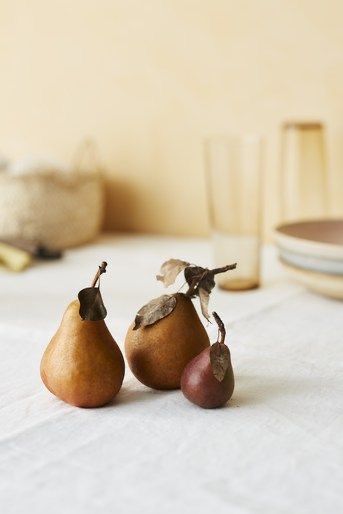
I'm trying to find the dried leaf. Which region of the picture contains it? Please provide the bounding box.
[210,342,230,382]
[156,259,190,287]
[134,294,177,330]
[198,287,210,321]
[184,266,216,297]
[184,263,237,321]
[78,287,107,321]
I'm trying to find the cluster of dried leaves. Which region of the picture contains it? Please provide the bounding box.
[133,258,236,330]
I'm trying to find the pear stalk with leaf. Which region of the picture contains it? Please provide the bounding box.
[125,259,236,390]
[40,262,125,408]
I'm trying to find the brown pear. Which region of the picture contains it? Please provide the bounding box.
[40,263,125,407]
[125,293,210,390]
[41,300,125,407]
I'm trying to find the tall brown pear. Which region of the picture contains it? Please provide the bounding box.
[125,259,236,390]
[40,262,125,408]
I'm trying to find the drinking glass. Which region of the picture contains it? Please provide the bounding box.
[204,135,263,291]
[281,121,328,222]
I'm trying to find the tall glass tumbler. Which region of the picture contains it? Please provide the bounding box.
[205,136,263,291]
[281,121,328,222]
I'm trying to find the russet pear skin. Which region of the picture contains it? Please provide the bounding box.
[181,346,234,408]
[125,293,210,390]
[40,300,125,408]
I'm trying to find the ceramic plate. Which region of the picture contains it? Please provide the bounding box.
[279,248,343,275]
[280,260,343,299]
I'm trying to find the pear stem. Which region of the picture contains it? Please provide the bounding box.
[91,261,107,287]
[185,263,237,297]
[212,311,226,345]
[212,263,237,275]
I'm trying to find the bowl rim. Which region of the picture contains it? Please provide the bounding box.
[274,219,343,259]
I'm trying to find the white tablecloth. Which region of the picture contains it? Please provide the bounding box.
[1,235,342,514]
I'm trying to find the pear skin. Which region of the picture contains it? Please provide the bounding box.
[125,293,210,390]
[181,347,234,408]
[41,300,125,408]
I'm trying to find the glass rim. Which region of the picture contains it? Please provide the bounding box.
[282,121,323,130]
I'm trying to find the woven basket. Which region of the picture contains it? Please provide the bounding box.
[0,141,104,249]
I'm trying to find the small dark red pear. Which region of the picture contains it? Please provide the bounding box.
[181,312,234,408]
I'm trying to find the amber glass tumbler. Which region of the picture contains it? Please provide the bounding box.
[205,135,264,291]
[281,121,328,222]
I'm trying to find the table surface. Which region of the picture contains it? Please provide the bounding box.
[1,235,342,514]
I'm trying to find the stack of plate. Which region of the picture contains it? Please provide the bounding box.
[274,220,343,299]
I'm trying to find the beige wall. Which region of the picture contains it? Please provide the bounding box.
[1,0,343,238]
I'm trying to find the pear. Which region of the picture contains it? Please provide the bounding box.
[125,293,210,390]
[40,262,125,407]
[181,312,234,408]
[125,259,237,390]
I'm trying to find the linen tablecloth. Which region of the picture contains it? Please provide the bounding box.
[1,235,342,513]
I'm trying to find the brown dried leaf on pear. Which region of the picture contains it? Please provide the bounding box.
[210,342,230,382]
[198,287,210,321]
[184,266,215,297]
[133,294,177,330]
[78,287,107,321]
[156,259,190,287]
[184,263,237,322]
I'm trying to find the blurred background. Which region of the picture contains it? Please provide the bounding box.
[1,0,343,241]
